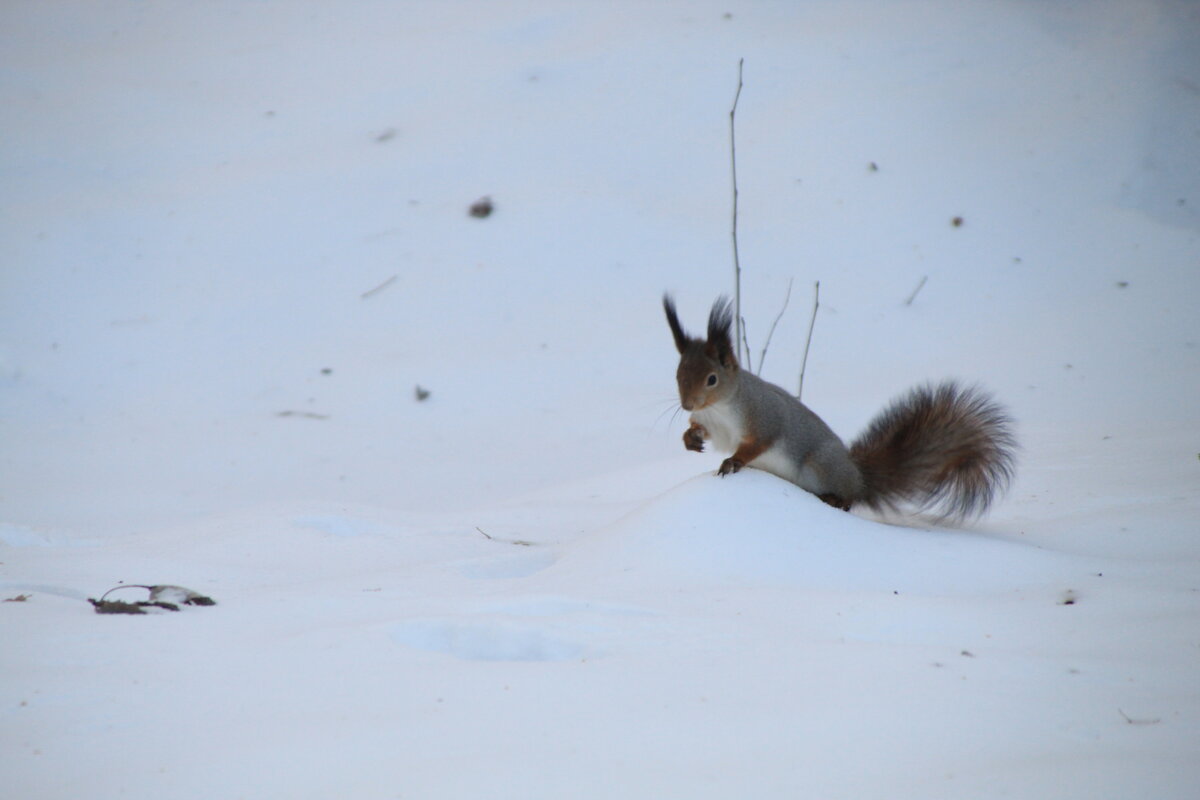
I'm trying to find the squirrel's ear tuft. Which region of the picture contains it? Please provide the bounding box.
[663,294,689,354]
[707,296,738,368]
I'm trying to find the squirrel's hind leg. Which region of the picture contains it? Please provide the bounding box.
[817,493,852,512]
[801,446,862,512]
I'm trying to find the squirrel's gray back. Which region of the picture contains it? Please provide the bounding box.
[740,371,844,454]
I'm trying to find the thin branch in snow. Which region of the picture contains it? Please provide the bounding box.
[757,278,793,375]
[797,280,820,400]
[475,526,534,547]
[361,274,398,299]
[740,316,753,373]
[729,58,745,363]
[905,275,928,306]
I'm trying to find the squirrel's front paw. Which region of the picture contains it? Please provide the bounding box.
[683,424,707,453]
[717,457,743,476]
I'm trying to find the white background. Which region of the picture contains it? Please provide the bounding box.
[3,2,1198,798]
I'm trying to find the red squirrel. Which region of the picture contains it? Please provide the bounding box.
[664,295,1015,519]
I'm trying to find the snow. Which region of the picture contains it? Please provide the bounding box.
[2,1,1199,797]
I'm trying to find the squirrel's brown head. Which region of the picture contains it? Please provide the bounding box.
[662,294,739,412]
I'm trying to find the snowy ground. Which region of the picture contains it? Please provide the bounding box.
[3,2,1199,798]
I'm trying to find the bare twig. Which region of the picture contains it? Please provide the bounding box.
[757,278,793,375]
[1118,708,1161,725]
[475,526,534,547]
[729,58,744,363]
[797,281,820,400]
[99,584,155,602]
[276,410,329,420]
[740,317,753,373]
[905,275,928,306]
[361,274,397,299]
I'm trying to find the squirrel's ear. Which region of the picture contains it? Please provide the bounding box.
[706,296,738,368]
[662,294,689,354]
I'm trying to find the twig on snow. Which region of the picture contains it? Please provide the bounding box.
[757,278,794,375]
[729,58,745,363]
[276,410,329,420]
[1118,708,1161,726]
[797,280,820,400]
[740,317,753,373]
[475,526,533,547]
[361,274,398,299]
[905,275,928,306]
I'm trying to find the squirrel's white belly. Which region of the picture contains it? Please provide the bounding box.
[692,403,805,485]
[691,402,742,454]
[748,445,807,486]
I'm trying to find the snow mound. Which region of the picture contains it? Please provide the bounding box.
[556,468,1078,596]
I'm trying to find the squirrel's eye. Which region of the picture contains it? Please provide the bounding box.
[706,373,718,387]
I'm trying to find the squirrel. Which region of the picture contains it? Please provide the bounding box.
[663,294,1016,520]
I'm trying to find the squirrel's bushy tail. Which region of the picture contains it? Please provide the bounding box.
[849,382,1016,520]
